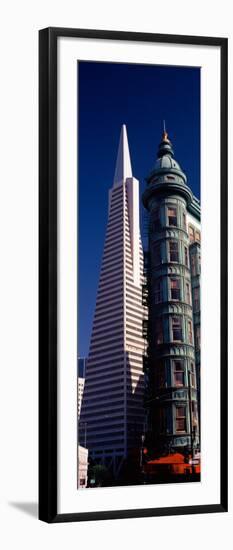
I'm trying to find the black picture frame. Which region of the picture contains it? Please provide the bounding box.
[39,27,228,523]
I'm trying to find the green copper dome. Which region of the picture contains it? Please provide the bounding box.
[154,154,182,172]
[143,128,193,210]
[147,129,187,185]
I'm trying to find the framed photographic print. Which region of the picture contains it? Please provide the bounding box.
[39,27,228,523]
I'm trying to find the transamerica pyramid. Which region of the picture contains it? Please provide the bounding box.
[79,125,147,478]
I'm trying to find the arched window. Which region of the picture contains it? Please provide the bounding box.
[170,278,181,300]
[185,282,191,305]
[172,316,183,341]
[176,406,187,433]
[184,246,189,267]
[173,359,185,387]
[169,241,179,262]
[188,224,195,243]
[187,320,193,344]
[168,207,177,226]
[183,212,187,230]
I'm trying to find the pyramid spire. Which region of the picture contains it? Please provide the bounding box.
[113,124,132,184]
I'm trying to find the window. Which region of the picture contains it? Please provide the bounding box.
[188,320,193,344]
[155,317,163,345]
[192,401,198,427]
[169,241,179,262]
[184,246,189,267]
[170,278,180,300]
[172,316,183,341]
[185,282,191,305]
[153,208,161,231]
[183,212,186,230]
[190,362,196,387]
[193,287,200,311]
[154,279,162,303]
[189,225,195,243]
[168,207,177,226]
[195,325,201,349]
[156,361,166,388]
[173,360,185,387]
[176,406,187,432]
[153,243,161,265]
[195,230,201,243]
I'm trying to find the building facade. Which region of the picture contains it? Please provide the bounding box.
[78,357,86,420]
[188,217,201,423]
[77,445,89,488]
[142,129,200,456]
[79,125,147,476]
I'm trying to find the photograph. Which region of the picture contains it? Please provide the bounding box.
[77,61,201,489]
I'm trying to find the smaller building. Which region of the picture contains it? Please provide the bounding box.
[78,357,86,419]
[189,240,201,421]
[78,445,89,489]
[78,377,85,419]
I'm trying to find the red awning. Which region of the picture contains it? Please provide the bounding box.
[147,453,186,465]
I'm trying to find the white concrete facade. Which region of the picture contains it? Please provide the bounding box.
[79,126,147,475]
[78,377,85,419]
[187,211,201,235]
[77,445,89,489]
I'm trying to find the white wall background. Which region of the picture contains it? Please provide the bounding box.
[0,1,232,548]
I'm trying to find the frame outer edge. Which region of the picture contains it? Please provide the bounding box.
[39,27,58,523]
[220,38,228,512]
[39,28,228,523]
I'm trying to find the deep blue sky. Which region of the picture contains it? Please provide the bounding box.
[78,61,200,356]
